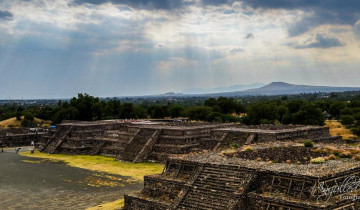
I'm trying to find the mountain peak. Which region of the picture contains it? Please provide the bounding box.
[267,82,292,87]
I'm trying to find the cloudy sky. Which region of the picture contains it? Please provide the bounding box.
[0,0,360,99]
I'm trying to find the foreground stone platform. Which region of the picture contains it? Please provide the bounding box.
[37,121,341,163]
[124,144,360,209]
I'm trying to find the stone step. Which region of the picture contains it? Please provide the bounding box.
[66,137,93,141]
[156,138,199,145]
[159,133,209,139]
[194,179,245,188]
[147,152,170,161]
[152,143,199,154]
[188,188,234,198]
[179,201,226,210]
[197,175,249,183]
[183,193,229,205]
[199,170,248,177]
[60,145,92,150]
[192,184,239,193]
[92,137,129,143]
[105,130,133,135]
[102,146,125,151]
[198,138,218,142]
[179,195,227,210]
[200,170,247,178]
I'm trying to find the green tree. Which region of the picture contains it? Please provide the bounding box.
[287,100,304,114]
[340,108,354,116]
[204,98,217,107]
[23,111,34,122]
[340,115,355,126]
[69,93,100,121]
[292,104,325,126]
[185,106,212,121]
[121,103,135,119]
[329,101,347,118]
[21,111,35,127]
[168,104,184,118]
[133,106,147,119]
[206,112,223,122]
[247,102,279,124]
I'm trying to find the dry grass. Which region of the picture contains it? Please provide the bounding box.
[86,199,124,210]
[20,151,164,181]
[0,116,51,128]
[325,120,357,140]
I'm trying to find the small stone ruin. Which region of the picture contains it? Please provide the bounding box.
[0,127,43,147]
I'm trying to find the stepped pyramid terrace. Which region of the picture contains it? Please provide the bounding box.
[36,121,341,163]
[124,143,360,209]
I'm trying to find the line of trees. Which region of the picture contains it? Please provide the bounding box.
[1,93,360,134]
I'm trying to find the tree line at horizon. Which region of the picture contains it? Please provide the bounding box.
[0,93,360,136]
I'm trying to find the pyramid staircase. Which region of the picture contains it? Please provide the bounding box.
[177,165,256,210]
[41,126,73,154]
[93,127,140,157]
[120,128,161,163]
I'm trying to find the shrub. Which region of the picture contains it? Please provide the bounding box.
[23,111,34,122]
[333,151,341,156]
[351,127,360,136]
[222,114,240,123]
[310,157,325,164]
[340,115,355,126]
[304,140,314,147]
[354,113,360,121]
[259,119,272,124]
[230,142,240,149]
[328,154,337,160]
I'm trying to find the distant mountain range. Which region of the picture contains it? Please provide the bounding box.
[205,82,360,96]
[128,82,360,98]
[182,83,265,94]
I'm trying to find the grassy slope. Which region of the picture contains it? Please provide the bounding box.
[0,116,51,128]
[20,151,164,181]
[325,120,358,140]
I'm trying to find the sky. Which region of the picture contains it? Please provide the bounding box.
[0,0,360,99]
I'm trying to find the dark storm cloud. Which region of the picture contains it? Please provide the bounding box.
[0,10,13,20]
[294,34,343,49]
[72,0,360,36]
[72,0,188,10]
[240,0,360,36]
[72,0,237,10]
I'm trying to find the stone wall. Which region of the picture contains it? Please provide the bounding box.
[1,133,40,147]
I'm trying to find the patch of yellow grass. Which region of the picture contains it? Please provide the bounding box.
[20,151,164,181]
[86,199,124,210]
[0,117,22,128]
[0,116,51,128]
[325,120,357,140]
[21,159,45,164]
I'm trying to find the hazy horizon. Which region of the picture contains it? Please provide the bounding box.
[1,0,360,99]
